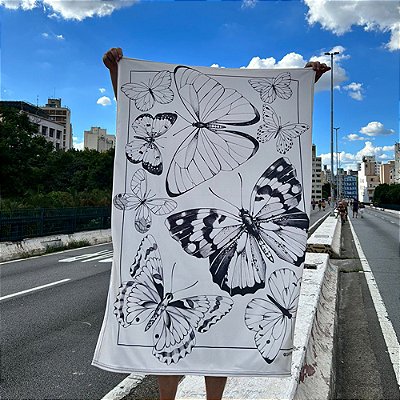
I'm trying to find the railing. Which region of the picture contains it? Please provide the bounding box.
[0,207,111,242]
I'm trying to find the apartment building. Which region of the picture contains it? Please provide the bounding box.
[311,144,323,201]
[40,98,73,150]
[0,100,67,150]
[358,156,380,202]
[84,126,115,152]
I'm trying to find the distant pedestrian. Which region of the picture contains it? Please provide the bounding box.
[352,199,359,218]
[359,202,365,218]
[321,200,326,211]
[312,199,316,210]
[318,200,322,211]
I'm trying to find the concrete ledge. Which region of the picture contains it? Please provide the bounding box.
[176,253,338,400]
[306,216,341,257]
[0,229,111,262]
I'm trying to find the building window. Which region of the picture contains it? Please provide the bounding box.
[42,126,48,136]
[49,128,54,138]
[56,130,61,139]
[55,142,60,150]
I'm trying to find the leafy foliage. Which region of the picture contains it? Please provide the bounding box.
[0,106,114,209]
[373,183,400,205]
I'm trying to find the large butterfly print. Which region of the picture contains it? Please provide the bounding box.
[249,72,293,104]
[114,169,177,233]
[126,113,177,175]
[166,157,309,296]
[114,235,233,365]
[245,268,301,364]
[257,104,309,154]
[166,66,260,197]
[121,70,174,112]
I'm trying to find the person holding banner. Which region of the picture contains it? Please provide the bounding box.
[101,47,330,400]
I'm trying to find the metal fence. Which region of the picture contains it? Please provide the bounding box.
[0,207,111,242]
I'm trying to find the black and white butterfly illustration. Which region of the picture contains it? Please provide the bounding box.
[166,157,309,296]
[126,113,177,175]
[249,72,293,104]
[245,268,301,364]
[114,235,234,365]
[114,169,177,234]
[121,70,174,112]
[166,66,260,197]
[257,104,309,154]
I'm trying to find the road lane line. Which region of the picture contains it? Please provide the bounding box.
[0,279,71,301]
[348,218,400,387]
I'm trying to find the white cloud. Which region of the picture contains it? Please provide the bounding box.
[343,82,364,101]
[241,0,257,9]
[211,64,225,68]
[319,141,395,171]
[73,136,84,151]
[359,121,395,136]
[243,47,349,92]
[0,0,35,10]
[346,133,366,141]
[99,88,106,93]
[305,0,400,51]
[97,96,111,106]
[1,0,137,20]
[41,31,64,40]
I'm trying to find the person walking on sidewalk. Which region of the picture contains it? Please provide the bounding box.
[352,198,359,218]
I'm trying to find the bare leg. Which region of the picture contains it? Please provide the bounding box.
[205,376,227,400]
[157,375,181,400]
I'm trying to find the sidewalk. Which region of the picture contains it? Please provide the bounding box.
[334,220,400,399]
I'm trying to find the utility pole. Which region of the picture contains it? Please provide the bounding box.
[325,50,340,210]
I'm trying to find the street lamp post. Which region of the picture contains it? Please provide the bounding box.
[334,127,340,199]
[325,50,339,211]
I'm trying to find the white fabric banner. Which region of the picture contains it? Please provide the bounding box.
[93,57,315,376]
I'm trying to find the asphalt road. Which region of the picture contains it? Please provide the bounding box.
[0,207,329,400]
[350,207,400,341]
[0,244,127,400]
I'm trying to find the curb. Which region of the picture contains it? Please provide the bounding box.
[0,229,112,262]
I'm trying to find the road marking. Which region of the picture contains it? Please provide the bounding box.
[0,279,71,301]
[348,218,400,386]
[101,374,145,400]
[59,250,113,263]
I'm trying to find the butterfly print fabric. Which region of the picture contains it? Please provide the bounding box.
[93,58,315,376]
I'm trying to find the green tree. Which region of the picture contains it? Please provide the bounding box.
[322,182,331,200]
[0,106,54,198]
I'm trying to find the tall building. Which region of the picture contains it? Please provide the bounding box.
[337,167,345,198]
[40,98,73,150]
[0,100,67,150]
[358,156,380,202]
[84,126,115,152]
[311,144,323,201]
[343,174,358,199]
[379,162,395,184]
[394,143,400,184]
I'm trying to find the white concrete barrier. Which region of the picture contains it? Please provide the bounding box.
[0,229,111,262]
[176,253,338,400]
[306,216,341,257]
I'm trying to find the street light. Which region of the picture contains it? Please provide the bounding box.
[325,50,340,210]
[334,127,340,198]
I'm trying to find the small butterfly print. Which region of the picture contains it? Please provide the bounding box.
[166,66,260,197]
[257,104,309,154]
[114,234,234,365]
[126,113,177,175]
[114,169,177,233]
[245,268,301,364]
[249,72,293,104]
[166,157,309,296]
[121,70,174,112]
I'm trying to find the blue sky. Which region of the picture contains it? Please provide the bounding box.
[1,0,398,170]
